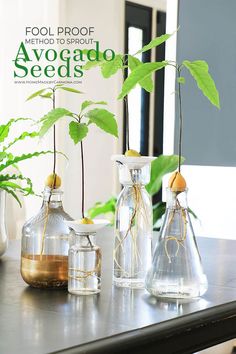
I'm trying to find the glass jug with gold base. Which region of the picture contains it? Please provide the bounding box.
[21,187,73,289]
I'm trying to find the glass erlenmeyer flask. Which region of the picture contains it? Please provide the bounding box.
[145,187,208,298]
[112,155,155,289]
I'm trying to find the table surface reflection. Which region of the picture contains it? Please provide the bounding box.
[1,230,236,354]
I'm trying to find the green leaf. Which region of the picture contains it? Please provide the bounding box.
[188,207,198,220]
[136,33,173,54]
[118,61,167,99]
[0,174,33,195]
[0,187,22,206]
[69,122,88,144]
[56,87,83,94]
[87,109,118,137]
[39,108,73,137]
[39,92,53,99]
[128,55,154,92]
[0,124,10,143]
[82,51,107,70]
[4,131,38,151]
[0,151,52,172]
[146,155,185,196]
[101,54,123,78]
[177,76,185,84]
[0,118,34,143]
[26,88,49,101]
[0,152,8,161]
[81,100,107,112]
[183,60,220,108]
[88,197,116,219]
[153,201,166,226]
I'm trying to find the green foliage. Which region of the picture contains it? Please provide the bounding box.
[118,61,168,99]
[82,51,106,70]
[177,76,185,84]
[40,92,53,99]
[87,154,190,230]
[0,118,51,206]
[101,54,123,78]
[3,131,38,151]
[153,201,166,228]
[37,96,118,144]
[136,33,173,54]
[86,109,118,137]
[0,118,33,143]
[128,55,154,92]
[39,108,73,137]
[26,88,47,101]
[183,60,220,108]
[146,155,184,196]
[80,100,107,112]
[69,122,88,144]
[88,197,117,225]
[0,151,53,173]
[79,31,220,116]
[26,85,83,103]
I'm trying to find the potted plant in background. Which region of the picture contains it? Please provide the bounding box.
[0,117,52,256]
[20,85,118,292]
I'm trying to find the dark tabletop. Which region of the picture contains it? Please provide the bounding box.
[1,230,236,354]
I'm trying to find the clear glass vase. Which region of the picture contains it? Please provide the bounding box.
[0,190,7,257]
[114,163,153,288]
[68,231,101,295]
[20,187,73,289]
[145,188,208,299]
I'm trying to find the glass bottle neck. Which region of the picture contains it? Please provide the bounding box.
[166,188,188,209]
[72,232,96,247]
[42,187,63,208]
[118,164,151,185]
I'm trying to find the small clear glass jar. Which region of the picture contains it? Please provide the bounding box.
[21,187,73,289]
[114,163,153,288]
[145,188,208,299]
[68,230,101,295]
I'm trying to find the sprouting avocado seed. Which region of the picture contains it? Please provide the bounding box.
[45,173,61,189]
[79,217,94,224]
[125,149,141,157]
[168,172,186,192]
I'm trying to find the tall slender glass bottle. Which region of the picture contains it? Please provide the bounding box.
[21,187,73,288]
[112,155,155,289]
[145,185,208,299]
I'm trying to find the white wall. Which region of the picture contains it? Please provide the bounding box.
[0,0,166,237]
[0,0,61,238]
[57,0,124,219]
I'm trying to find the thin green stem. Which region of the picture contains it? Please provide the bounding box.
[80,140,85,218]
[177,67,183,172]
[52,88,56,178]
[77,114,85,219]
[122,58,130,151]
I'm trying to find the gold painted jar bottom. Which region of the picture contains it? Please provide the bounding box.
[21,254,68,289]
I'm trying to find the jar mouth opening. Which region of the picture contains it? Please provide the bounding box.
[43,186,64,195]
[71,230,96,236]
